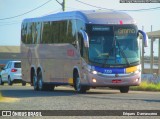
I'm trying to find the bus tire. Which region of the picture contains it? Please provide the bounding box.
[74,73,87,93]
[33,74,38,91]
[37,71,45,91]
[45,84,55,91]
[119,86,129,93]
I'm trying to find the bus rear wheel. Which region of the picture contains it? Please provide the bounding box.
[74,73,87,93]
[119,86,129,93]
[33,74,38,91]
[37,71,54,91]
[37,71,45,91]
[45,84,55,91]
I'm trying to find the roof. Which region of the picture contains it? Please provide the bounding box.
[23,10,136,25]
[147,30,160,38]
[0,46,20,53]
[0,46,20,65]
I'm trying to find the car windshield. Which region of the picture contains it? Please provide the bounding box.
[87,24,140,67]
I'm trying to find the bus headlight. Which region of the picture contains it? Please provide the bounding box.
[92,78,97,83]
[92,70,98,74]
[135,78,139,82]
[87,65,99,74]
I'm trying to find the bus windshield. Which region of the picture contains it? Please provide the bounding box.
[87,24,140,67]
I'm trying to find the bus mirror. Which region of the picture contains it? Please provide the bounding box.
[79,30,89,48]
[138,30,148,47]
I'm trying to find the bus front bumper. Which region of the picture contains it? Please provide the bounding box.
[85,72,141,87]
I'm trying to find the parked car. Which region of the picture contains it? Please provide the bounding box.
[0,61,26,86]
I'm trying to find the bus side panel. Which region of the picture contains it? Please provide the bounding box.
[21,43,32,83]
[34,44,81,84]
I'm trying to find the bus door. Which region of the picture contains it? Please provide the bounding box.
[78,30,89,83]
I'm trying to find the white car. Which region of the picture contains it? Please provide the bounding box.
[0,61,26,86]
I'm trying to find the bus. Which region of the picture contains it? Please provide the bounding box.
[21,10,148,93]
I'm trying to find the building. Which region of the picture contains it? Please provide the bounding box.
[0,46,20,69]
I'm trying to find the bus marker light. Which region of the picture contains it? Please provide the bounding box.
[119,20,123,25]
[67,49,74,57]
[92,78,97,83]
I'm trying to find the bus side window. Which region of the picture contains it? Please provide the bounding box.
[78,34,84,56]
[26,22,32,44]
[21,22,27,44]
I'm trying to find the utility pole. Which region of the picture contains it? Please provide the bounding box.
[62,0,65,11]
[142,25,144,31]
[56,0,65,11]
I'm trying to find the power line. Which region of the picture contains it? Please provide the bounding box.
[75,0,160,12]
[0,0,52,20]
[41,8,62,16]
[0,8,61,27]
[66,7,77,11]
[0,22,20,26]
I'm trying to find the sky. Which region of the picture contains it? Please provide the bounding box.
[0,0,160,46]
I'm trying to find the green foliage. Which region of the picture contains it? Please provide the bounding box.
[130,81,160,91]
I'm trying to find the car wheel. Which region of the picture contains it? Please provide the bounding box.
[0,76,4,85]
[8,77,13,86]
[22,81,26,86]
[75,73,87,93]
[119,86,129,93]
[33,74,38,91]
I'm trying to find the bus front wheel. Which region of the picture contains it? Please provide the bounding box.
[74,73,87,93]
[119,86,129,93]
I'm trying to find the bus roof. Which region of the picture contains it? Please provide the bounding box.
[23,10,136,25]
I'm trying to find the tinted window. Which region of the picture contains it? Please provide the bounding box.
[26,22,32,44]
[41,20,77,46]
[14,62,21,68]
[21,22,27,43]
[41,22,51,43]
[36,22,42,44]
[22,20,78,46]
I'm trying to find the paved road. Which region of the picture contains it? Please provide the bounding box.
[0,85,160,118]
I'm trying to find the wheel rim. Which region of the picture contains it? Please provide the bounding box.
[33,75,37,90]
[76,77,81,91]
[38,77,43,90]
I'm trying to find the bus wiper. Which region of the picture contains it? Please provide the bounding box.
[117,41,130,66]
[129,60,140,65]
